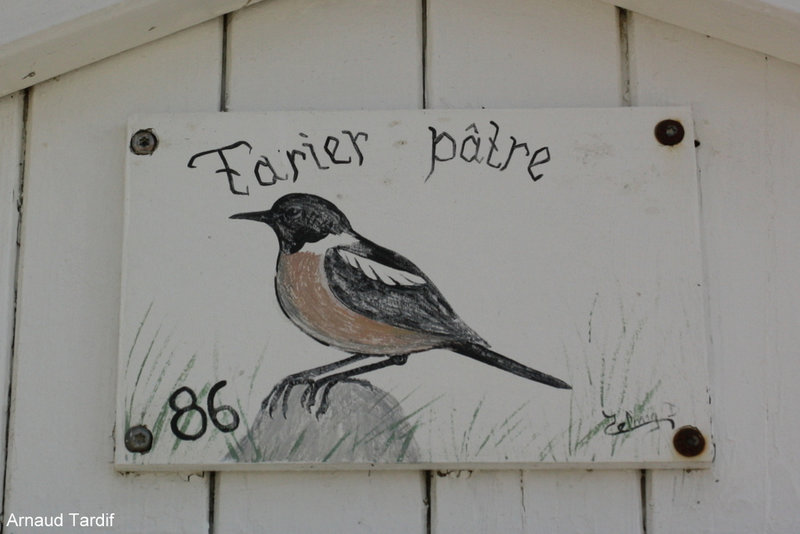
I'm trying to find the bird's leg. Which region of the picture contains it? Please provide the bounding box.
[301,376,376,417]
[263,353,372,418]
[303,354,409,417]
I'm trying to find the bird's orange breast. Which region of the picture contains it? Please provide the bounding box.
[275,251,443,355]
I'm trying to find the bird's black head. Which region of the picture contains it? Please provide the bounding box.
[230,193,352,254]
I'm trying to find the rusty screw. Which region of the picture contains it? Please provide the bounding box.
[124,425,153,453]
[654,119,685,146]
[130,129,158,155]
[673,426,706,457]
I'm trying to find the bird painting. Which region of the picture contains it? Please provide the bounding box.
[231,193,571,417]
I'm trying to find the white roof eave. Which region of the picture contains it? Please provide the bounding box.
[602,0,800,64]
[0,0,262,98]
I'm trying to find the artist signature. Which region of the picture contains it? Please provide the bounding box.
[602,403,677,436]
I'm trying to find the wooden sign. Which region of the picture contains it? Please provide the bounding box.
[116,108,712,470]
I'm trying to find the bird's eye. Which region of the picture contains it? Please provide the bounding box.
[286,206,302,219]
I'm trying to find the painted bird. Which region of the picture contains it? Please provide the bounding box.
[231,193,571,417]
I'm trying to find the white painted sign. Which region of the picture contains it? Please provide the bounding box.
[116,108,712,470]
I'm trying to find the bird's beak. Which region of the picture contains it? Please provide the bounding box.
[230,210,274,225]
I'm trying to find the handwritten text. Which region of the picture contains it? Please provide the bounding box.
[187,130,368,195]
[426,121,550,182]
[602,403,677,436]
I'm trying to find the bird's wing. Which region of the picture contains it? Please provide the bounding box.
[336,249,427,287]
[324,237,486,344]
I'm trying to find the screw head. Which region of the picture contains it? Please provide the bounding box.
[130,129,158,155]
[124,425,153,453]
[673,425,706,457]
[654,119,685,146]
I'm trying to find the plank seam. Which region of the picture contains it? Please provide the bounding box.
[208,471,217,534]
[1,87,29,528]
[220,14,230,112]
[519,470,527,530]
[425,470,432,534]
[421,0,428,109]
[422,1,430,524]
[618,7,632,107]
[640,469,648,533]
[624,12,648,533]
[207,15,227,534]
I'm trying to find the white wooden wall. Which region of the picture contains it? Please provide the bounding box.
[1,1,798,532]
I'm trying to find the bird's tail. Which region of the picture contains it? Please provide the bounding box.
[450,342,572,390]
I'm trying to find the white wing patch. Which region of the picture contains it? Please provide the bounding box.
[337,249,426,287]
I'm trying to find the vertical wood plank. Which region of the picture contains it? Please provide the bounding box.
[764,56,800,534]
[0,91,24,522]
[629,14,775,533]
[6,21,222,532]
[432,471,525,533]
[522,470,642,533]
[427,0,622,109]
[217,1,426,531]
[225,0,423,111]
[217,471,425,533]
[427,1,642,532]
[434,467,643,533]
